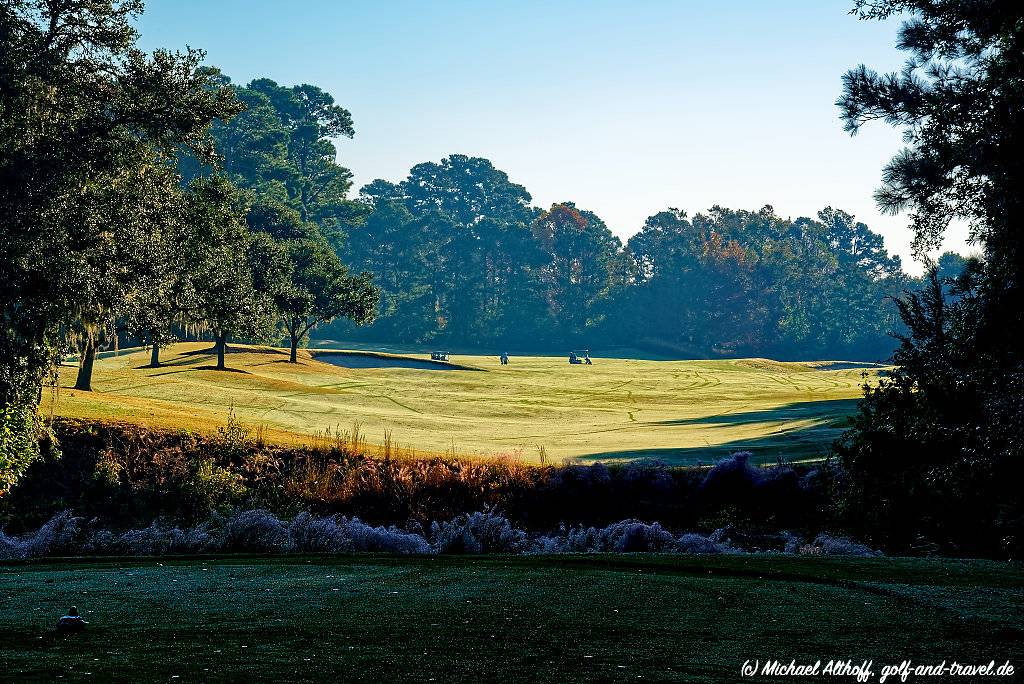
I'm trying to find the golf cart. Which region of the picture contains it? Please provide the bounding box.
[569,350,592,365]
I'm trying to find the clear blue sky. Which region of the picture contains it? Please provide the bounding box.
[137,0,969,272]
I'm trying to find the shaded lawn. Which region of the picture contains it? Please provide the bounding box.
[1,554,1021,683]
[655,399,859,427]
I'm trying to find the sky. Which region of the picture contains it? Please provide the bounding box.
[137,0,971,273]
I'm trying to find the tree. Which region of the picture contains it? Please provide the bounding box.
[279,243,377,362]
[186,177,281,371]
[179,70,289,200]
[838,0,1024,343]
[340,196,438,342]
[611,205,903,359]
[835,266,999,554]
[401,155,535,227]
[0,0,238,487]
[188,75,378,357]
[817,207,901,276]
[617,209,718,355]
[71,157,186,388]
[334,156,546,345]
[247,202,379,361]
[399,155,539,343]
[532,203,623,340]
[933,251,969,285]
[835,0,1024,557]
[196,77,364,246]
[119,192,192,370]
[776,209,904,360]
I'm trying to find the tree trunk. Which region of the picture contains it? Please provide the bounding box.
[74,336,97,391]
[290,332,299,363]
[214,332,227,370]
[150,338,161,368]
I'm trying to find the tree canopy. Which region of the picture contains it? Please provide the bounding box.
[184,74,364,245]
[0,0,240,489]
[835,0,1023,557]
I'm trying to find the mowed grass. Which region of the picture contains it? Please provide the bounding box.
[44,342,883,465]
[1,555,1021,683]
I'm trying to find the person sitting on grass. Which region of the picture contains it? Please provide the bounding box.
[56,606,87,633]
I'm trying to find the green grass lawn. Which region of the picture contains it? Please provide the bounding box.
[46,342,883,465]
[1,555,1020,683]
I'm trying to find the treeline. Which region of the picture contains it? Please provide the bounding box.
[342,168,917,359]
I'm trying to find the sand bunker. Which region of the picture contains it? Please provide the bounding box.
[315,352,463,371]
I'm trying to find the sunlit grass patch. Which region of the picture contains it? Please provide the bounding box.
[45,342,884,464]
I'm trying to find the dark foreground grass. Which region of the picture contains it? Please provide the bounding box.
[1,555,1022,683]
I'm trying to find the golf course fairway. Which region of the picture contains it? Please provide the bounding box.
[44,343,883,464]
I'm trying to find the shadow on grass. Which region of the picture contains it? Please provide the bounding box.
[578,399,861,466]
[656,398,859,427]
[182,345,287,357]
[814,361,888,371]
[194,365,251,374]
[142,355,212,375]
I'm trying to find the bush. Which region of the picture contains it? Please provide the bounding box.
[286,511,353,553]
[676,532,730,554]
[286,512,429,554]
[430,511,530,554]
[1,509,890,558]
[0,510,81,559]
[800,534,881,557]
[698,452,806,527]
[566,520,677,553]
[538,521,732,554]
[182,458,246,513]
[622,460,673,492]
[221,509,287,552]
[215,407,252,461]
[342,518,430,554]
[87,521,213,556]
[2,421,833,541]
